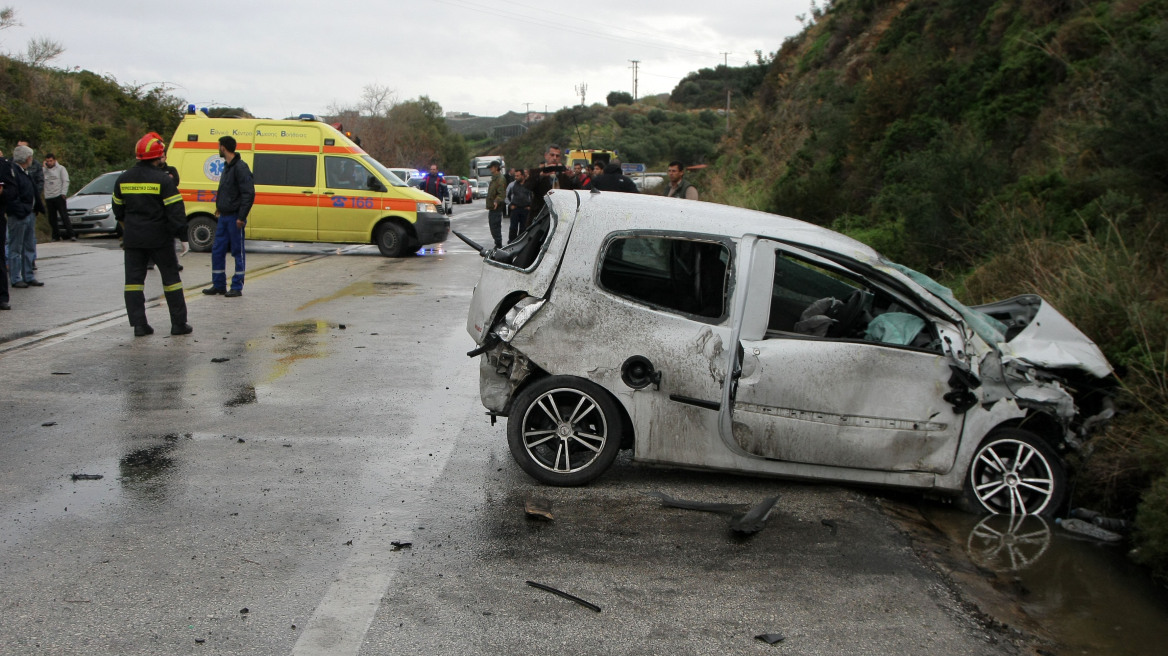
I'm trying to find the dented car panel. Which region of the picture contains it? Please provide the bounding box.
[463,191,1115,515]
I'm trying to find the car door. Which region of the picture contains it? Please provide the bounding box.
[720,240,966,474]
[319,156,381,242]
[248,152,319,241]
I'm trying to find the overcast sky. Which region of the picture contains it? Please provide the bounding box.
[7,1,810,119]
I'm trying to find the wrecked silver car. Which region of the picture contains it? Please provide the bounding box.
[460,191,1115,516]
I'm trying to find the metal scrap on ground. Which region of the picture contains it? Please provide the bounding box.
[525,580,601,613]
[648,491,780,535]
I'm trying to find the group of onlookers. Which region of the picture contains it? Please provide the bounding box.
[488,145,701,248]
[1,140,73,311]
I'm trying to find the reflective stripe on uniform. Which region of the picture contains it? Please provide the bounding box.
[163,194,182,205]
[163,282,184,292]
[112,196,124,205]
[211,269,226,274]
[119,183,161,194]
[125,284,145,291]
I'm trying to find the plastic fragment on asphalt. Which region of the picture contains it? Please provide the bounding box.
[525,580,601,613]
[390,541,412,550]
[755,633,785,644]
[729,496,780,535]
[70,473,103,481]
[42,422,57,427]
[211,357,230,363]
[646,491,747,515]
[51,371,71,375]
[525,497,554,520]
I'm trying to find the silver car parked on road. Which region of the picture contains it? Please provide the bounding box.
[66,170,124,236]
[461,191,1115,516]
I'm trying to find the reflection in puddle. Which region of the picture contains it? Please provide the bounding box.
[966,514,1051,572]
[296,280,417,311]
[119,435,182,502]
[923,505,1168,656]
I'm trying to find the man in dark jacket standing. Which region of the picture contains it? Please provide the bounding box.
[5,145,44,289]
[590,162,639,193]
[0,149,11,310]
[204,136,254,297]
[113,132,191,337]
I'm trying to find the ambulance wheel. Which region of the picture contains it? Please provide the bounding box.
[188,216,216,252]
[375,222,408,257]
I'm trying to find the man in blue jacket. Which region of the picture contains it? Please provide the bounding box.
[203,136,254,297]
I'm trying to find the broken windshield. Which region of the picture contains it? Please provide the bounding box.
[886,262,1007,344]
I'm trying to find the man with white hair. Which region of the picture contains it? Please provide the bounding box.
[4,144,45,288]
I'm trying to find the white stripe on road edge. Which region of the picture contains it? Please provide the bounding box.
[290,322,476,656]
[0,253,334,356]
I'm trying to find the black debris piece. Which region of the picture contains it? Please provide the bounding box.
[730,496,780,535]
[70,473,103,481]
[647,491,748,515]
[821,518,839,535]
[237,438,245,443]
[239,607,249,614]
[755,633,785,645]
[390,541,412,551]
[338,324,346,329]
[41,422,57,427]
[195,638,205,644]
[344,539,353,546]
[51,372,71,375]
[525,497,554,521]
[525,580,601,613]
[211,357,230,363]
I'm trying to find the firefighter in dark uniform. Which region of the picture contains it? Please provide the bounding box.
[113,132,192,337]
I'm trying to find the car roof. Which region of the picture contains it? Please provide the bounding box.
[548,190,882,262]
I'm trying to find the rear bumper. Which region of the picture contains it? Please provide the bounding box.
[415,211,450,246]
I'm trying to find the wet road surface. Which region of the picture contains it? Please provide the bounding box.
[3,203,1163,654]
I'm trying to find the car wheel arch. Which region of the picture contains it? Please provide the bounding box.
[505,371,635,450]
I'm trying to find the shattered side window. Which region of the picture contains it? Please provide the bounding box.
[599,236,730,320]
[487,207,556,270]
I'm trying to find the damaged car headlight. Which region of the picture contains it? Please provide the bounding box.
[493,297,546,342]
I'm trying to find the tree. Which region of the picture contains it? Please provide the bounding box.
[23,36,64,67]
[0,6,19,34]
[607,91,633,107]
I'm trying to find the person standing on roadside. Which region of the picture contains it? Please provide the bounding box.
[507,168,533,243]
[5,145,45,289]
[0,148,10,310]
[114,132,191,337]
[43,153,74,241]
[663,161,699,200]
[590,161,639,193]
[17,140,43,271]
[525,144,576,219]
[203,136,253,298]
[485,160,507,249]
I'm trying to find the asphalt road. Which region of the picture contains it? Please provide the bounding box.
[0,203,1021,655]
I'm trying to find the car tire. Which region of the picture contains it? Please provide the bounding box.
[507,376,623,487]
[375,222,407,257]
[962,428,1066,517]
[187,216,216,252]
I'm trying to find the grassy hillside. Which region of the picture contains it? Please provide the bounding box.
[0,56,184,186]
[704,0,1168,577]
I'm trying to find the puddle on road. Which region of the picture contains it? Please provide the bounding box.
[296,281,417,311]
[919,505,1168,656]
[257,319,332,384]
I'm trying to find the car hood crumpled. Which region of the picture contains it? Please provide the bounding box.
[998,300,1112,378]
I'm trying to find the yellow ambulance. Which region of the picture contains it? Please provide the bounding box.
[166,108,448,257]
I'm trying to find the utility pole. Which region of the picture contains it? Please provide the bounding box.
[628,60,640,102]
[575,82,588,106]
[523,102,532,126]
[720,52,731,131]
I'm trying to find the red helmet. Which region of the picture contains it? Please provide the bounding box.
[135,132,166,160]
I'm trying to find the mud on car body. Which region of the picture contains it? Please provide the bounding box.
[461,191,1116,516]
